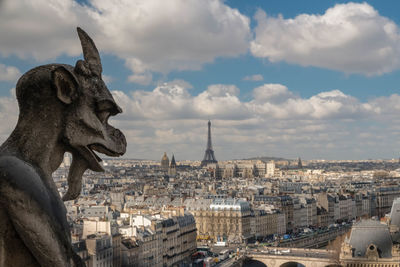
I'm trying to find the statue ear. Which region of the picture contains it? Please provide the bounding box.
[52,66,79,105]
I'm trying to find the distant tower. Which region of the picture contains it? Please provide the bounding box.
[201,120,217,167]
[63,153,72,167]
[266,160,275,177]
[298,157,303,169]
[169,154,177,175]
[161,152,169,172]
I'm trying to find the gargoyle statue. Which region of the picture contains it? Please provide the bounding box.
[0,28,126,266]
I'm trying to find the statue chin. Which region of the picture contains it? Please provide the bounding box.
[62,154,89,201]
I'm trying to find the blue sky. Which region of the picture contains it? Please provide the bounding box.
[1,0,400,160]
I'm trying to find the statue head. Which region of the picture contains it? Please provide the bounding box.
[14,28,127,200]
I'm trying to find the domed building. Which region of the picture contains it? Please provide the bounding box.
[161,152,169,172]
[340,219,400,266]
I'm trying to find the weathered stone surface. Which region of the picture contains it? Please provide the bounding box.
[0,28,126,266]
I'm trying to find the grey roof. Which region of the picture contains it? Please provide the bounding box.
[184,198,212,210]
[161,218,176,228]
[349,220,392,258]
[210,198,250,212]
[177,213,195,227]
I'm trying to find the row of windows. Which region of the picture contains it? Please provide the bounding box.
[96,251,112,260]
[95,260,112,267]
[86,211,105,215]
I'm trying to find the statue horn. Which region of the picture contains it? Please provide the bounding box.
[77,27,102,76]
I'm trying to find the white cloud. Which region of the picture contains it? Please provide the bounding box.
[92,0,250,74]
[243,74,263,81]
[112,83,246,121]
[251,2,400,75]
[2,82,400,160]
[161,80,193,90]
[194,84,247,119]
[112,82,376,123]
[0,64,21,82]
[252,83,294,104]
[205,84,240,97]
[0,89,18,141]
[0,0,89,60]
[0,0,251,83]
[105,82,400,159]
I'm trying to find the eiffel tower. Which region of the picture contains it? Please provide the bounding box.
[201,120,217,167]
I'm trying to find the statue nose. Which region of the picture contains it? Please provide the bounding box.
[116,104,122,114]
[109,104,122,116]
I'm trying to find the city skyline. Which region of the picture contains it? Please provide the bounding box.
[2,0,400,160]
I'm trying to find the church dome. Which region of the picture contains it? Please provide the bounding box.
[348,219,393,258]
[161,152,169,170]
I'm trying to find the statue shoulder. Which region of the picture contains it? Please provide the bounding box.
[0,155,48,200]
[0,155,68,228]
[0,155,39,180]
[0,155,32,167]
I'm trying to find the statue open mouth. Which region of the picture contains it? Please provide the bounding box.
[88,145,102,162]
[88,143,124,157]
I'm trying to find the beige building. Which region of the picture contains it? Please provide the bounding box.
[72,240,90,266]
[189,198,252,244]
[160,214,197,266]
[276,211,287,235]
[119,213,196,267]
[222,163,237,178]
[121,239,140,267]
[86,233,114,267]
[317,206,330,228]
[376,186,400,217]
[82,219,121,267]
[161,152,169,172]
[266,161,275,177]
[250,209,279,239]
[112,233,122,267]
[209,160,268,178]
[253,195,294,231]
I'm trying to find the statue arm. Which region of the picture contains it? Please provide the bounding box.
[0,159,84,267]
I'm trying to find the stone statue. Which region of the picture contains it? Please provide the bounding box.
[0,28,126,266]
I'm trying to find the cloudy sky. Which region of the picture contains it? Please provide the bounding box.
[1,0,400,161]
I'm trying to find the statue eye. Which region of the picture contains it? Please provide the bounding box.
[97,110,110,124]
